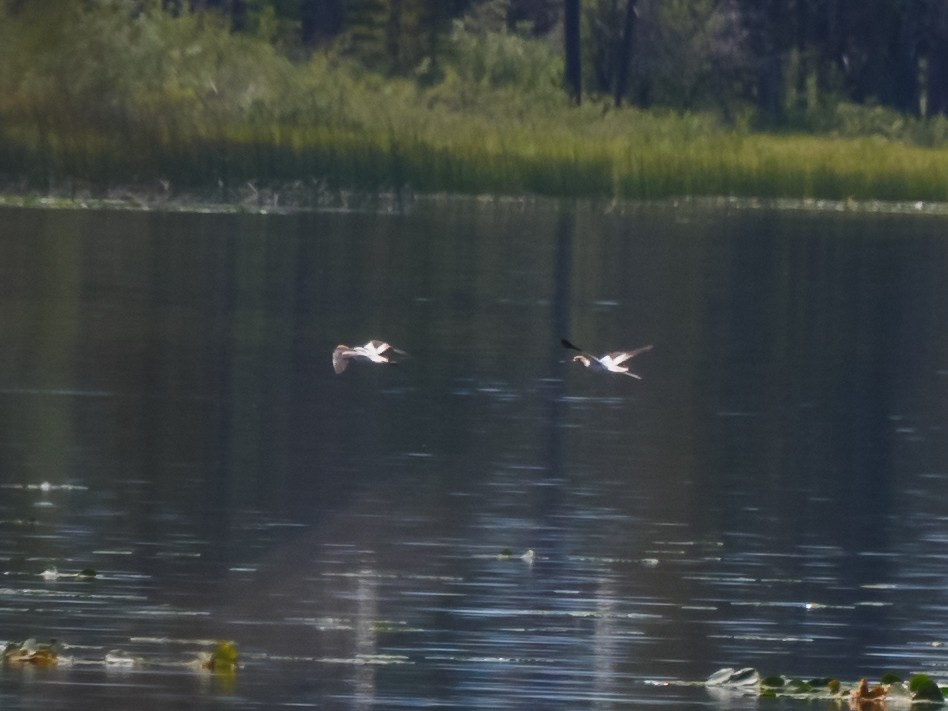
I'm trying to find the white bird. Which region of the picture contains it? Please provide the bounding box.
[561,338,653,379]
[332,340,407,374]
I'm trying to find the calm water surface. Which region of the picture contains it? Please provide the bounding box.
[0,200,947,709]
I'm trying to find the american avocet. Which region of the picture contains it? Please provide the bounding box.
[332,340,407,374]
[561,338,653,379]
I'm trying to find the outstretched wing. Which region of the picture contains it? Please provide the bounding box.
[606,344,653,365]
[365,340,408,357]
[365,339,390,354]
[332,345,355,374]
[560,338,584,353]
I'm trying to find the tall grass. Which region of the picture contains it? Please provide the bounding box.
[2,3,948,205]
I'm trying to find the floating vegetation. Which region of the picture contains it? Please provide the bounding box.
[198,641,239,673]
[3,636,239,675]
[908,675,946,703]
[2,639,63,667]
[759,675,842,696]
[708,668,946,707]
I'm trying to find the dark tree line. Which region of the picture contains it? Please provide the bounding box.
[160,0,948,120]
[740,0,948,120]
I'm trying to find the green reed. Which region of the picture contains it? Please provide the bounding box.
[5,107,948,204]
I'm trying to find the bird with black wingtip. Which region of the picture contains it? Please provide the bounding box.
[332,340,407,374]
[561,338,653,379]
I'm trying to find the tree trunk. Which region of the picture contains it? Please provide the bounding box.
[744,1,786,125]
[300,0,344,46]
[564,0,582,104]
[230,0,246,32]
[926,2,948,115]
[929,48,948,114]
[888,6,920,115]
[387,0,403,72]
[757,52,784,123]
[613,0,637,107]
[816,0,840,98]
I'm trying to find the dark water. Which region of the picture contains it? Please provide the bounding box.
[1,200,947,709]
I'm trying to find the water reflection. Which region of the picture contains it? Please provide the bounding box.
[1,202,948,707]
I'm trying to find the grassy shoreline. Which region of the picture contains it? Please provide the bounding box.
[3,5,948,208]
[3,124,948,209]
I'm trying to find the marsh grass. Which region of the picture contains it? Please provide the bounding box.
[2,4,948,204]
[5,106,948,205]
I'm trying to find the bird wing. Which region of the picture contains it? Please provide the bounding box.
[365,340,407,357]
[606,344,653,365]
[332,345,354,374]
[364,340,390,354]
[560,338,584,352]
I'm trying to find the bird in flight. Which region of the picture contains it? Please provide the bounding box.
[561,338,653,379]
[332,340,407,374]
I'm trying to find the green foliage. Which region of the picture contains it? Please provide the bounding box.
[582,0,750,112]
[0,1,295,137]
[443,20,561,96]
[341,0,451,75]
[2,0,948,203]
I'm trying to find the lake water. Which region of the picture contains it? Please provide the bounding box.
[1,199,947,709]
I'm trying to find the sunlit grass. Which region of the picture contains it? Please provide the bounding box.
[2,4,948,204]
[4,104,948,204]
